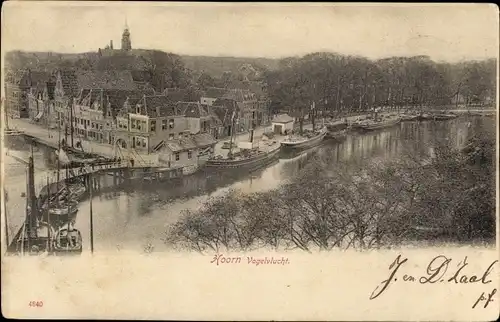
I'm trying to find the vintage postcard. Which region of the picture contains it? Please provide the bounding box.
[1,1,498,320]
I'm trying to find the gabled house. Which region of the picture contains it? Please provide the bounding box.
[211,98,240,139]
[114,94,188,153]
[27,73,56,125]
[200,87,228,106]
[5,69,50,118]
[157,132,217,173]
[176,101,217,137]
[71,88,154,145]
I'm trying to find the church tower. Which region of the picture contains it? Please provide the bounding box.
[121,19,132,51]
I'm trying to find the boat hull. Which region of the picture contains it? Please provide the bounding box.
[417,114,457,121]
[400,115,419,122]
[325,129,348,141]
[280,130,327,152]
[354,118,401,131]
[433,114,458,121]
[206,146,281,171]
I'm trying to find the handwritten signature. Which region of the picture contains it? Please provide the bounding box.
[370,255,498,308]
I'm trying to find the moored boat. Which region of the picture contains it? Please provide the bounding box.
[67,182,87,200]
[432,113,458,121]
[400,114,419,121]
[41,200,79,227]
[353,116,401,131]
[281,127,327,151]
[8,221,56,255]
[54,223,83,255]
[325,122,349,141]
[206,143,281,171]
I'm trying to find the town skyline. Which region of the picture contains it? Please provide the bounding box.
[2,2,498,63]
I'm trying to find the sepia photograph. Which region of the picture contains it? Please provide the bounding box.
[1,2,498,320]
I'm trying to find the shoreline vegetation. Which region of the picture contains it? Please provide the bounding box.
[165,130,495,253]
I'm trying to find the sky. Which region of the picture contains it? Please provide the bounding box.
[1,2,498,62]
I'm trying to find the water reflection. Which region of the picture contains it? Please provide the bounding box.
[3,116,495,252]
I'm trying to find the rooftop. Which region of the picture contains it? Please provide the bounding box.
[177,101,210,118]
[272,114,294,124]
[161,133,217,152]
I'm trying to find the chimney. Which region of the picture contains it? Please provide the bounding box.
[110,40,114,49]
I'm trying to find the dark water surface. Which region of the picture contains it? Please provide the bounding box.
[3,116,495,253]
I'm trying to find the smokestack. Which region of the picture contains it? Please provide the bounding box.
[110,40,113,49]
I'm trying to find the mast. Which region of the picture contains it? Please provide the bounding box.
[89,172,94,254]
[311,101,316,131]
[3,188,9,252]
[46,176,51,253]
[57,116,61,189]
[3,99,9,130]
[64,101,69,148]
[249,111,255,143]
[28,147,38,241]
[70,97,74,148]
[66,200,70,251]
[24,168,30,252]
[228,103,237,158]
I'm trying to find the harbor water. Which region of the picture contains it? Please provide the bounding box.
[2,116,495,253]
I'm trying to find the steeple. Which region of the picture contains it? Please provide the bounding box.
[121,18,131,51]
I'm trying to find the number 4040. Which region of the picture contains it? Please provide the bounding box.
[29,301,43,308]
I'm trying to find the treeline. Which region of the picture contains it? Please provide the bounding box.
[165,131,495,253]
[6,50,497,110]
[5,49,195,93]
[264,53,497,116]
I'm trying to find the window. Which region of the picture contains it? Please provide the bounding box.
[169,133,174,140]
[169,119,174,129]
[187,150,192,159]
[162,119,167,130]
[142,139,146,148]
[131,120,136,129]
[175,152,180,161]
[150,120,156,132]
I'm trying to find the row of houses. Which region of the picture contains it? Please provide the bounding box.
[6,68,271,168]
